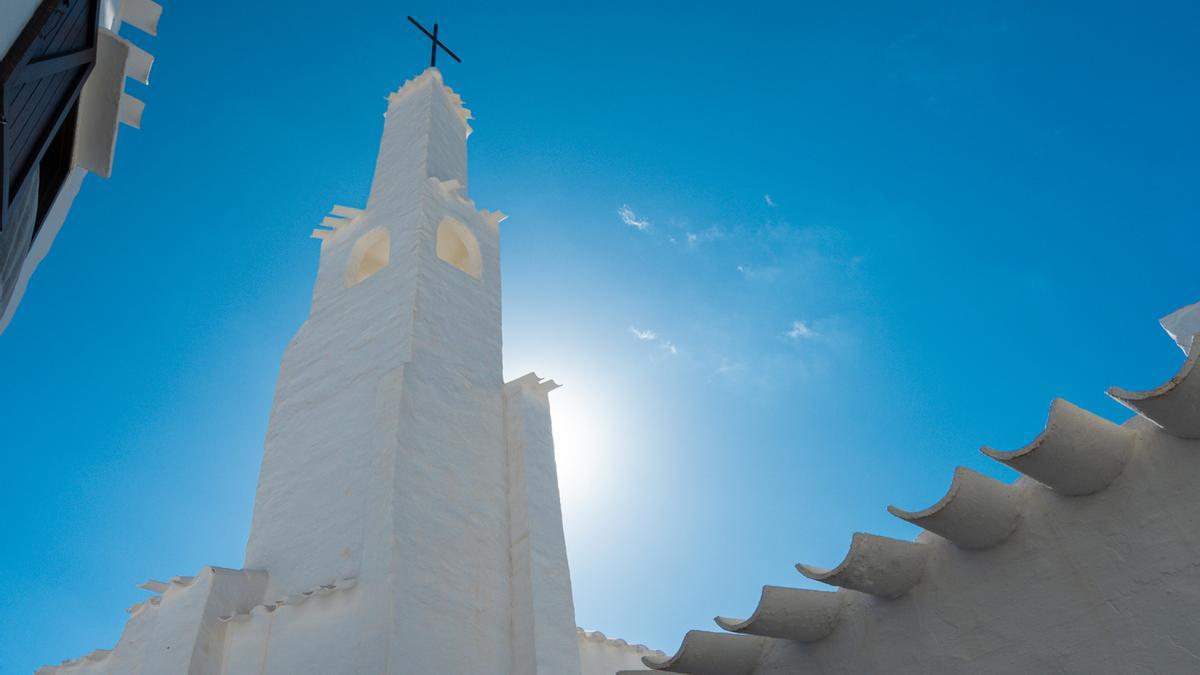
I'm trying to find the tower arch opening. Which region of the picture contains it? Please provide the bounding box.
[347,228,390,287]
[436,217,481,278]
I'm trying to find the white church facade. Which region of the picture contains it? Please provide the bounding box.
[35,58,1200,675]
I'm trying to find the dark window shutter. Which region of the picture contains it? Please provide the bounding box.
[0,0,99,233]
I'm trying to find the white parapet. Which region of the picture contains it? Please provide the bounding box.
[888,466,1021,550]
[643,630,770,675]
[38,567,268,675]
[715,586,844,642]
[577,629,664,675]
[982,399,1134,495]
[647,310,1200,674]
[796,532,927,599]
[1109,338,1200,439]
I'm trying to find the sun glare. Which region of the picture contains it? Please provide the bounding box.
[548,384,612,511]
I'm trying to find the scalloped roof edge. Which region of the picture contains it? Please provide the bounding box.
[577,627,666,656]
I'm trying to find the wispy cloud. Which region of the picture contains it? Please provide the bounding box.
[608,195,863,386]
[736,264,783,282]
[685,226,723,249]
[784,320,818,340]
[618,205,651,231]
[629,327,657,341]
[630,326,678,355]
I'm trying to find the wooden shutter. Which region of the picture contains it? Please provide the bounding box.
[0,0,99,232]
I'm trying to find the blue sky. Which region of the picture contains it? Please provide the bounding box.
[1,0,1198,670]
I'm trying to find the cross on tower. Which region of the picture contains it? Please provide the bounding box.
[407,16,462,68]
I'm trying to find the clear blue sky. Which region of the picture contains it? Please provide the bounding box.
[1,1,1197,671]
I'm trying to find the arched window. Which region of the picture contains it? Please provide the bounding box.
[347,228,390,287]
[436,217,481,278]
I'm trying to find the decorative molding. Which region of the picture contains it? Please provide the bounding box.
[888,466,1021,550]
[714,586,844,642]
[577,628,664,657]
[642,630,769,674]
[796,532,927,598]
[982,399,1134,495]
[1108,338,1200,439]
[218,576,357,623]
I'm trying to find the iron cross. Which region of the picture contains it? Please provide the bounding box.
[407,16,462,68]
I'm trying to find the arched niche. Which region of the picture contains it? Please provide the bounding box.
[436,217,481,279]
[346,228,390,287]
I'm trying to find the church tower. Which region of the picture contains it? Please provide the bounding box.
[35,54,663,675]
[33,64,627,675]
[238,67,581,674]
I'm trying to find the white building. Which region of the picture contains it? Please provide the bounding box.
[0,0,160,334]
[36,67,653,675]
[635,313,1200,674]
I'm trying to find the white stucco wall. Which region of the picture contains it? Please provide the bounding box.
[239,69,513,674]
[506,375,584,675]
[745,418,1200,673]
[645,328,1200,674]
[36,568,267,675]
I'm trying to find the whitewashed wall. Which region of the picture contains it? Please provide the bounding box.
[507,375,585,674]
[643,325,1200,675]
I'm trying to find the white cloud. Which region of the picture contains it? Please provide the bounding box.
[685,226,722,249]
[630,326,678,355]
[765,194,777,207]
[618,205,651,231]
[785,320,818,340]
[629,327,657,341]
[737,264,782,282]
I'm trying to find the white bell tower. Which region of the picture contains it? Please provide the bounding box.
[240,67,582,674]
[35,46,653,675]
